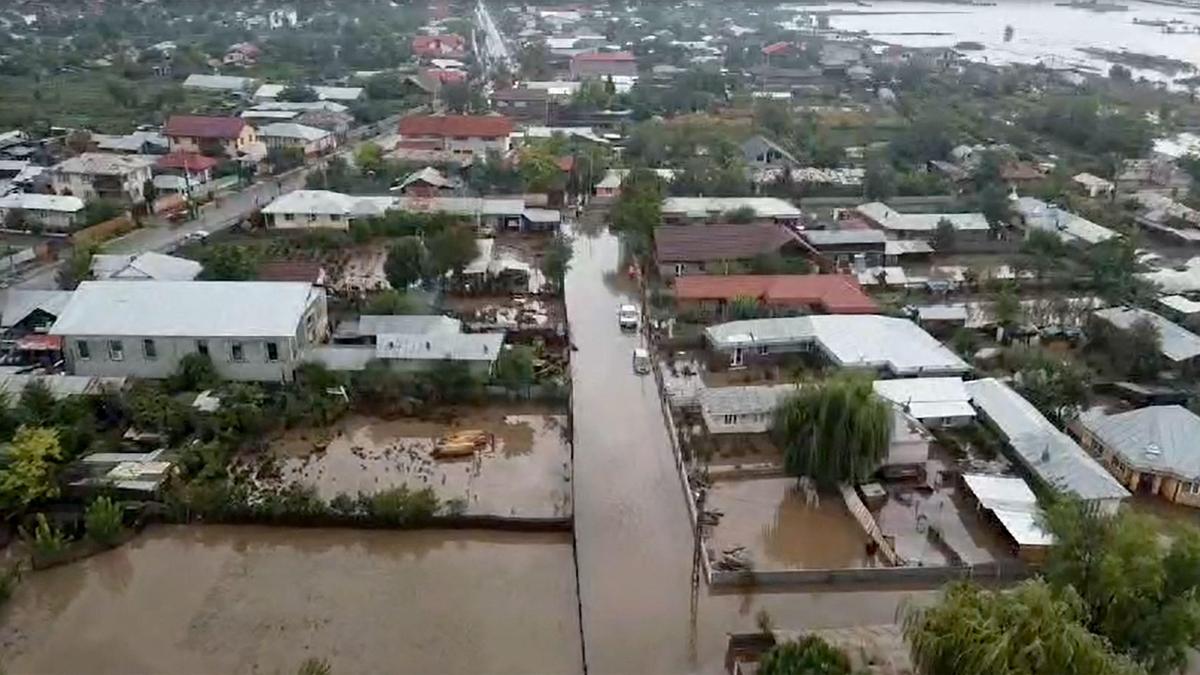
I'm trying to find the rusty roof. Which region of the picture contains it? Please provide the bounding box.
[654,223,799,263]
[675,274,877,314]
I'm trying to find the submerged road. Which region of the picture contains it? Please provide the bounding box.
[566,225,930,674]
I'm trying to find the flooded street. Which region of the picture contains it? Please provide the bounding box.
[565,225,932,674]
[266,409,571,518]
[0,525,582,675]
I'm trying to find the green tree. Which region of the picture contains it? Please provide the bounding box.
[384,236,428,290]
[442,81,471,113]
[85,496,125,546]
[992,284,1022,332]
[729,296,762,320]
[198,245,258,281]
[354,142,384,176]
[932,217,956,251]
[425,226,479,278]
[611,169,664,256]
[904,580,1143,675]
[494,346,536,395]
[57,247,95,290]
[772,376,891,486]
[364,290,421,315]
[540,233,573,293]
[518,41,552,80]
[1012,349,1091,428]
[170,353,220,392]
[758,636,852,675]
[1087,237,1149,305]
[754,100,793,139]
[0,426,64,510]
[863,156,896,201]
[977,183,1012,227]
[278,84,319,102]
[1021,228,1069,281]
[519,148,566,193]
[1043,499,1200,674]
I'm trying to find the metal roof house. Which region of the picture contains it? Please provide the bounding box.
[699,384,799,435]
[1092,306,1200,367]
[661,197,801,225]
[872,377,975,427]
[50,281,329,382]
[966,378,1129,513]
[1077,405,1200,508]
[704,315,970,377]
[89,252,202,281]
[855,202,990,242]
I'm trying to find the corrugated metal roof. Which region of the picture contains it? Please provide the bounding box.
[0,290,73,328]
[353,315,462,337]
[1093,307,1200,363]
[661,197,801,219]
[655,223,799,262]
[1079,405,1200,481]
[857,202,989,232]
[375,333,504,362]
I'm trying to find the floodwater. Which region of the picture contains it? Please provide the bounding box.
[0,525,583,675]
[707,478,876,570]
[873,485,1012,567]
[798,0,1200,83]
[266,409,571,518]
[565,224,934,674]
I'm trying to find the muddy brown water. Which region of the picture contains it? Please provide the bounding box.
[0,525,582,675]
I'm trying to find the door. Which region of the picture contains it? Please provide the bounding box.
[731,347,744,368]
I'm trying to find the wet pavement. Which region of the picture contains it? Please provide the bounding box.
[565,225,934,674]
[0,525,582,675]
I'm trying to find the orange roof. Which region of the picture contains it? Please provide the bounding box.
[398,114,513,139]
[674,274,877,314]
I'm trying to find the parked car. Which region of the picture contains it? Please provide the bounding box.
[618,304,639,330]
[632,347,651,374]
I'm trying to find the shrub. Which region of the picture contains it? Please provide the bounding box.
[85,496,125,546]
[365,486,440,525]
[22,513,69,558]
[298,657,332,675]
[0,564,20,606]
[758,636,852,675]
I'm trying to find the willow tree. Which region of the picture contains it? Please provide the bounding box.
[771,376,891,486]
[904,581,1144,675]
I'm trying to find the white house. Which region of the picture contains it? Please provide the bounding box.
[50,281,329,382]
[262,190,393,230]
[50,153,155,204]
[0,193,85,231]
[253,84,364,102]
[89,252,202,281]
[257,122,336,156]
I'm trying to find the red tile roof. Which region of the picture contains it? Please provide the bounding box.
[762,41,792,56]
[674,274,878,314]
[420,67,467,84]
[165,115,247,140]
[398,114,514,139]
[155,152,219,172]
[573,51,635,62]
[412,34,466,55]
[655,223,800,263]
[258,261,326,284]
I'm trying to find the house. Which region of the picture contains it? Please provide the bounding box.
[397,115,514,157]
[570,51,637,79]
[1011,197,1117,246]
[704,315,971,376]
[332,314,462,345]
[223,42,261,67]
[1073,172,1115,198]
[50,153,155,204]
[89,252,202,281]
[855,202,990,242]
[257,261,327,286]
[262,190,393,230]
[310,320,504,377]
[490,88,552,124]
[654,222,804,279]
[395,166,456,196]
[154,153,218,195]
[94,131,169,155]
[594,168,677,199]
[392,196,525,232]
[50,281,329,382]
[1158,295,1200,323]
[1077,405,1200,507]
[699,384,798,435]
[1092,307,1200,369]
[1116,157,1192,196]
[257,123,335,157]
[799,230,887,271]
[674,274,878,318]
[412,34,467,59]
[296,110,356,139]
[661,197,801,225]
[0,290,73,342]
[253,84,364,103]
[966,378,1129,514]
[872,377,975,428]
[960,474,1054,563]
[0,193,85,231]
[181,74,256,92]
[999,162,1045,190]
[165,116,258,159]
[741,135,799,171]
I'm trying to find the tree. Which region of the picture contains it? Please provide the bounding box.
[1087,237,1149,305]
[384,236,428,290]
[1011,349,1091,428]
[611,169,664,256]
[904,580,1143,675]
[540,233,573,293]
[0,426,64,511]
[772,376,891,486]
[1109,64,1133,82]
[1090,315,1164,380]
[1021,228,1069,281]
[442,81,471,113]
[932,217,956,251]
[267,146,304,173]
[754,100,793,139]
[758,636,852,675]
[170,353,220,392]
[198,245,258,281]
[729,296,762,320]
[425,226,479,278]
[85,496,125,546]
[354,142,385,176]
[1043,498,1200,675]
[518,41,552,80]
[364,72,408,99]
[992,284,1022,332]
[494,346,536,395]
[298,658,332,675]
[519,148,566,193]
[863,156,896,201]
[278,84,319,102]
[723,206,758,224]
[364,290,420,315]
[977,183,1012,227]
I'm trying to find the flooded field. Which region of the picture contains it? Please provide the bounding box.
[873,485,1012,567]
[264,408,571,518]
[706,478,876,571]
[0,525,583,675]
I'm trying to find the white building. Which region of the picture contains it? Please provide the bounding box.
[661,197,802,225]
[253,84,364,102]
[50,153,155,204]
[855,202,990,241]
[262,190,393,230]
[89,252,202,281]
[872,377,975,427]
[257,122,336,156]
[1012,196,1118,246]
[0,193,85,231]
[50,281,329,382]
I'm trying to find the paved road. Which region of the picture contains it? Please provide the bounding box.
[475,1,514,72]
[565,224,930,673]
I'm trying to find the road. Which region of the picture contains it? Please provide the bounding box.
[565,224,930,673]
[12,115,404,290]
[474,1,514,72]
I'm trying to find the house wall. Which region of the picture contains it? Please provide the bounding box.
[1085,432,1200,509]
[53,166,152,204]
[0,206,79,231]
[403,133,510,157]
[168,127,258,158]
[262,134,335,156]
[268,211,351,231]
[706,341,816,372]
[570,60,637,78]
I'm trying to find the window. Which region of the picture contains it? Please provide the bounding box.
[77,341,90,360]
[330,214,342,222]
[757,345,770,355]
[674,263,685,276]
[722,414,738,425]
[1188,482,1200,496]
[142,338,157,360]
[266,341,279,362]
[514,101,527,108]
[230,341,245,362]
[196,339,209,356]
[284,214,295,221]
[108,340,124,361]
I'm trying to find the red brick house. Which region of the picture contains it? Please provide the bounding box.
[397,114,513,156]
[164,115,257,159]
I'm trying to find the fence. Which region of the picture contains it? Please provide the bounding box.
[71,215,135,247]
[710,559,1030,588]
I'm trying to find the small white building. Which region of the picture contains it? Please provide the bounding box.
[262,190,393,230]
[872,377,975,427]
[89,252,202,281]
[0,193,85,231]
[257,122,336,156]
[1073,172,1115,198]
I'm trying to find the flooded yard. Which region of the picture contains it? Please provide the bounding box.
[0,525,583,675]
[262,408,571,518]
[706,478,876,571]
[873,484,1013,567]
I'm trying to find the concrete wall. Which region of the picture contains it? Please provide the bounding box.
[269,212,351,230]
[709,559,1029,588]
[64,334,300,382]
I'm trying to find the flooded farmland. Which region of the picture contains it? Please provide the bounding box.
[0,525,583,675]
[263,408,571,518]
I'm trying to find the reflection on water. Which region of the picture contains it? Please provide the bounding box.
[0,525,583,675]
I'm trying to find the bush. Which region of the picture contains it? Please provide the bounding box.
[758,636,852,675]
[22,513,69,558]
[365,486,440,526]
[84,496,125,546]
[170,353,220,392]
[0,564,19,606]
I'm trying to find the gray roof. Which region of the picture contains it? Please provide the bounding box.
[183,74,255,91]
[705,315,970,377]
[699,384,798,416]
[375,333,505,362]
[0,290,73,328]
[336,314,462,339]
[1093,307,1200,363]
[802,229,887,246]
[857,202,989,233]
[54,153,155,177]
[90,252,202,281]
[661,197,801,219]
[1014,197,1117,245]
[1079,405,1200,481]
[257,122,330,141]
[966,378,1129,502]
[0,373,125,403]
[50,281,319,338]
